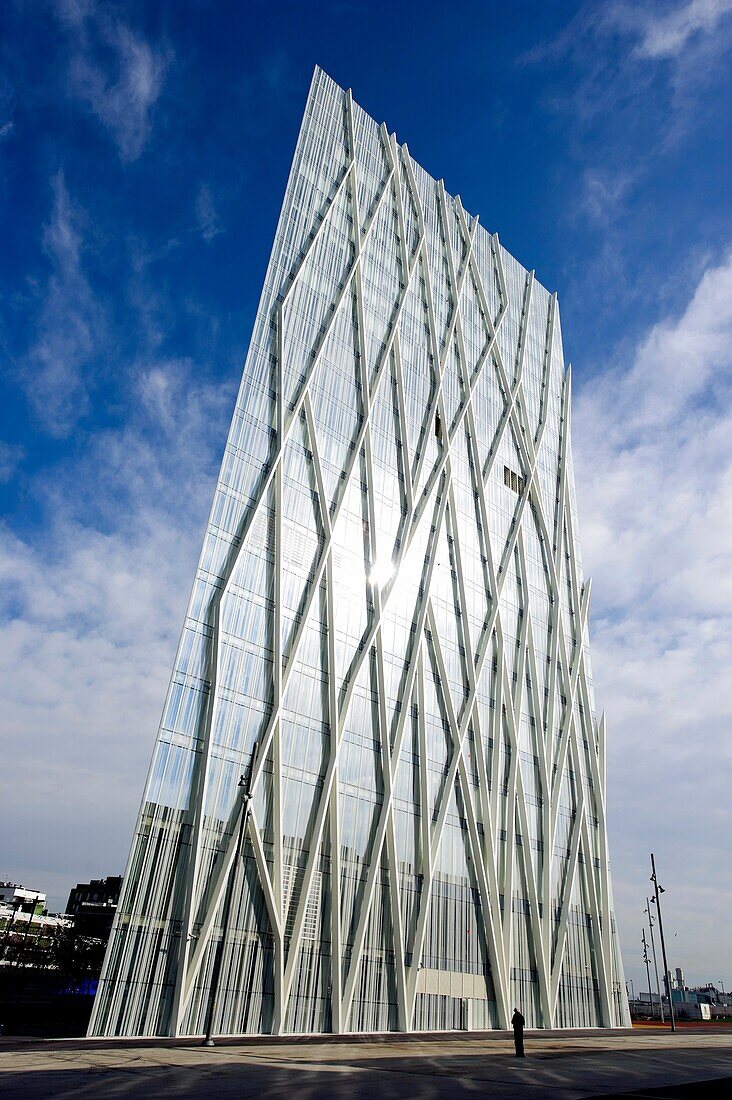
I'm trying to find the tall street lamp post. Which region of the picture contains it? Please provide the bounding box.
[645,897,664,1023]
[642,929,653,1016]
[650,853,676,1033]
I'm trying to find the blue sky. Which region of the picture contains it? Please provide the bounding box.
[1,0,731,994]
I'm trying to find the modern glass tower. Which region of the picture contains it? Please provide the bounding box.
[90,67,629,1037]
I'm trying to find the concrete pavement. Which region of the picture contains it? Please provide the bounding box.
[1,1026,732,1098]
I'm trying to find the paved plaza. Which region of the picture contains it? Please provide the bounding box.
[1,1026,732,1098]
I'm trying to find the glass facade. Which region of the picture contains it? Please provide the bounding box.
[89,67,629,1037]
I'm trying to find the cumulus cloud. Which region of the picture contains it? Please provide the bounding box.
[56,0,170,162]
[0,360,233,908]
[24,172,104,437]
[574,248,732,981]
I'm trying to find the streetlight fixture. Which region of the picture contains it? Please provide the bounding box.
[644,897,664,1023]
[650,853,676,1033]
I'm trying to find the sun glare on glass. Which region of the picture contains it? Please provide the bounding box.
[368,557,395,588]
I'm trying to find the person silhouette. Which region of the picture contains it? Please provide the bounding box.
[511,1007,525,1057]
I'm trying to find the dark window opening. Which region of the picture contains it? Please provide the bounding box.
[503,464,525,494]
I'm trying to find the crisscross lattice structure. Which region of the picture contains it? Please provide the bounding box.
[90,67,629,1038]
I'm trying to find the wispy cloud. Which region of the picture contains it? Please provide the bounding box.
[24,172,105,437]
[195,183,222,243]
[520,0,732,364]
[259,50,293,95]
[613,0,732,60]
[56,0,171,162]
[580,167,637,226]
[0,66,14,145]
[522,0,732,168]
[521,0,730,207]
[574,245,732,977]
[0,441,24,483]
[606,0,732,132]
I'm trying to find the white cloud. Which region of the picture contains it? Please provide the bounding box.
[580,167,636,225]
[522,0,732,222]
[0,360,233,909]
[628,0,732,60]
[0,441,24,483]
[574,248,732,984]
[196,183,222,243]
[56,0,170,162]
[24,172,104,437]
[605,1,732,129]
[533,0,732,68]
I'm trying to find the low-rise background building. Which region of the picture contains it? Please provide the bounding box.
[65,876,122,939]
[1,873,119,1037]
